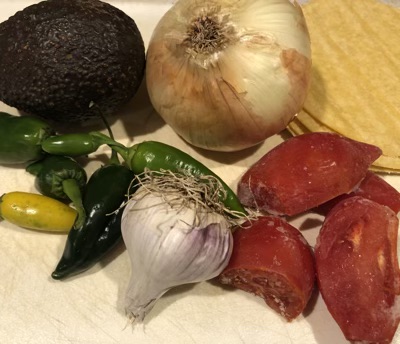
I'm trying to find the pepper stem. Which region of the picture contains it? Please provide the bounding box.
[90,132,127,150]
[88,132,140,170]
[98,111,120,165]
[62,179,86,228]
[96,132,131,161]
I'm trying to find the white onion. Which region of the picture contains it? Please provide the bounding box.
[146,0,312,151]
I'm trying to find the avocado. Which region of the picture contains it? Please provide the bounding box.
[0,0,145,123]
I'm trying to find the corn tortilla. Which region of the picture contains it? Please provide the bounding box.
[290,0,400,172]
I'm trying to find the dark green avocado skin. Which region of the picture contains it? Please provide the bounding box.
[0,0,146,123]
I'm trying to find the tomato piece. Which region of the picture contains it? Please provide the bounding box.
[315,196,400,343]
[218,216,316,321]
[237,132,382,216]
[316,171,400,216]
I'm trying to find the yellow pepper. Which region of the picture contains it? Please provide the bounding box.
[0,191,77,232]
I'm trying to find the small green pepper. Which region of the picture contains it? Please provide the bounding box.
[52,163,135,280]
[102,136,247,217]
[41,132,125,157]
[26,155,87,228]
[64,206,125,277]
[0,112,54,164]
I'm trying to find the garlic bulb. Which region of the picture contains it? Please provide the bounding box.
[121,172,233,323]
[146,0,312,152]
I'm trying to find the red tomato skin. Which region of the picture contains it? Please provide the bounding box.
[219,216,316,321]
[237,132,382,216]
[316,171,400,216]
[315,196,400,343]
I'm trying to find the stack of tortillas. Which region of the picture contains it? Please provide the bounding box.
[288,0,400,173]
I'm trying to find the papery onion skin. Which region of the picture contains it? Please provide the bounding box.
[146,0,312,151]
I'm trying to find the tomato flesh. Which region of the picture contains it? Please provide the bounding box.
[237,132,381,216]
[219,216,316,321]
[315,196,400,343]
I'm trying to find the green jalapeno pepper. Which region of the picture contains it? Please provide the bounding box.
[104,137,247,217]
[0,112,54,164]
[65,207,125,276]
[51,163,134,280]
[41,132,125,157]
[26,155,87,228]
